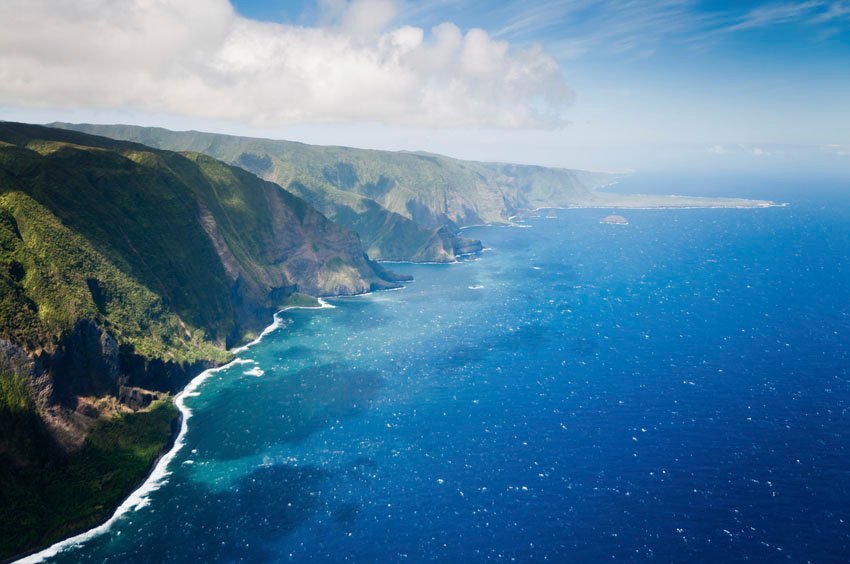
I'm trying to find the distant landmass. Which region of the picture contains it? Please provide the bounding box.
[51,124,777,263]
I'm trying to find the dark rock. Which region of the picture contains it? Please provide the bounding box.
[46,320,123,407]
[118,386,161,410]
[453,236,484,256]
[119,352,216,395]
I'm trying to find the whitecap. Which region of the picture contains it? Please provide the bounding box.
[243,366,264,377]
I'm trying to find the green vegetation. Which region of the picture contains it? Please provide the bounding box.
[0,122,394,355]
[0,190,225,364]
[0,122,402,559]
[52,123,618,262]
[0,398,177,559]
[0,368,31,414]
[280,293,321,309]
[0,369,53,471]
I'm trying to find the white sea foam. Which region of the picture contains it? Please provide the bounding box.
[17,297,337,563]
[231,298,334,354]
[243,366,264,377]
[377,259,461,265]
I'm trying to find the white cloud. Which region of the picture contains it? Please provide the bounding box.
[0,0,571,129]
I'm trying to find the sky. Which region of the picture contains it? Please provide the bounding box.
[1,0,848,170]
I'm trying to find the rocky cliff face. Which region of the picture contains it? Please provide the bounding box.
[178,153,402,337]
[0,322,193,459]
[21,320,210,454]
[0,123,415,559]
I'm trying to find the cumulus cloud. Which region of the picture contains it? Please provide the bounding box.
[0,0,572,129]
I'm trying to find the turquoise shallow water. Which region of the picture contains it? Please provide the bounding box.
[44,172,850,563]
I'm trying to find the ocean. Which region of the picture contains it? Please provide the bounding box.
[38,170,850,563]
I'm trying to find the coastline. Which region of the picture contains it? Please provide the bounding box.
[16,299,337,563]
[11,192,780,561]
[464,194,784,231]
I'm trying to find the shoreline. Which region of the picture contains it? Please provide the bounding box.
[15,195,781,561]
[16,299,337,563]
[7,408,185,564]
[12,194,779,561]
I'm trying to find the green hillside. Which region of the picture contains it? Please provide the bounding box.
[0,122,400,559]
[53,124,617,261]
[0,123,397,349]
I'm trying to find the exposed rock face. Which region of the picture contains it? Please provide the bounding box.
[453,235,485,257]
[0,340,56,468]
[185,155,403,336]
[47,320,122,404]
[118,387,163,411]
[118,351,216,395]
[0,339,34,388]
[14,320,210,455]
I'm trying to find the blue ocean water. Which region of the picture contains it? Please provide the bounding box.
[46,171,850,563]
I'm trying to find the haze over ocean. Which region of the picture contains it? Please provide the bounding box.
[41,169,850,563]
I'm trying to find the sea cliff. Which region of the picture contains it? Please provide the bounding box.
[0,122,403,559]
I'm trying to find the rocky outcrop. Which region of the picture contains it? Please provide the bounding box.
[601,215,628,225]
[45,320,122,405]
[118,386,163,411]
[453,235,484,257]
[0,339,34,388]
[118,349,216,395]
[8,320,212,455]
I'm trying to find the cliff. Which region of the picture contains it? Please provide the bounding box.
[50,124,622,262]
[0,122,402,558]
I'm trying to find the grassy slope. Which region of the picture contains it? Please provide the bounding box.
[0,188,223,365]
